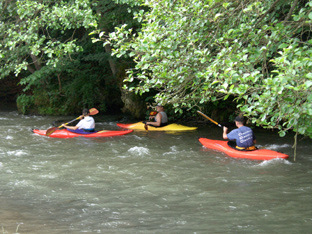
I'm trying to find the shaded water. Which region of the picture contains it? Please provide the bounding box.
[1,109,312,233]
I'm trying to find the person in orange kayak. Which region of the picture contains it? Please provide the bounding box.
[144,104,168,127]
[62,108,95,132]
[223,116,256,151]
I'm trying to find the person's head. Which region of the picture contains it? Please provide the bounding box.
[82,108,90,116]
[234,115,244,127]
[156,104,164,112]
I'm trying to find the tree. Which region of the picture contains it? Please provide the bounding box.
[104,0,312,140]
[0,0,96,79]
[0,0,98,114]
[90,0,150,117]
[0,0,141,115]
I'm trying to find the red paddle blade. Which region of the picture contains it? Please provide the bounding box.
[46,127,58,136]
[89,108,99,115]
[144,123,148,131]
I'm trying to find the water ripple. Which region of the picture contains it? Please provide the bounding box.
[0,113,312,234]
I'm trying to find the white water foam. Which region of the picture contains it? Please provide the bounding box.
[128,146,150,156]
[7,150,28,157]
[261,144,291,150]
[254,158,292,167]
[163,146,178,156]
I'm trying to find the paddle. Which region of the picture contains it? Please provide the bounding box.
[45,108,99,136]
[197,111,223,128]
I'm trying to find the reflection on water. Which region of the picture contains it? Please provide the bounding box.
[0,110,312,234]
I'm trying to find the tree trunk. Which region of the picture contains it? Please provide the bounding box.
[104,38,117,76]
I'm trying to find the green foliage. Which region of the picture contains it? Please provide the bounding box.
[1,0,139,115]
[0,0,100,114]
[33,89,66,115]
[16,94,34,114]
[62,63,109,113]
[0,0,96,78]
[107,0,312,138]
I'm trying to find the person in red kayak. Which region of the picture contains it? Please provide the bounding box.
[62,108,95,133]
[223,116,256,151]
[144,104,168,127]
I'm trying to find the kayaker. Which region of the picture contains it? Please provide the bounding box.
[62,108,95,133]
[144,104,168,127]
[223,116,256,151]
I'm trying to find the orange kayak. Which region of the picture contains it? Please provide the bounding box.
[199,138,289,160]
[33,129,133,138]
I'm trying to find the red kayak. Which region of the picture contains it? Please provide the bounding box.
[199,138,289,160]
[33,129,133,138]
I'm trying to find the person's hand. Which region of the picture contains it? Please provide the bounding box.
[223,126,228,132]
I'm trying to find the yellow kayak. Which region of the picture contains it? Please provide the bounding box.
[117,122,197,131]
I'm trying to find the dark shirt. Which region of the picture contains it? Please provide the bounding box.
[227,126,255,148]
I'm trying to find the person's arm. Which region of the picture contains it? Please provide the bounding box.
[62,117,84,130]
[146,113,162,126]
[223,126,229,140]
[62,124,79,130]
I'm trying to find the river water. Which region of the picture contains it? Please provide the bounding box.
[0,108,312,234]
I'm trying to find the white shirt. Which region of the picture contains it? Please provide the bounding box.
[76,116,95,130]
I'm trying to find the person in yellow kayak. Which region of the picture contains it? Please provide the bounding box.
[223,116,256,151]
[62,108,95,133]
[144,104,168,127]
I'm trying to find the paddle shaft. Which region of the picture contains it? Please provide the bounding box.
[57,117,80,128]
[197,111,222,128]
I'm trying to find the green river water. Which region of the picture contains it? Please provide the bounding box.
[0,107,312,234]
